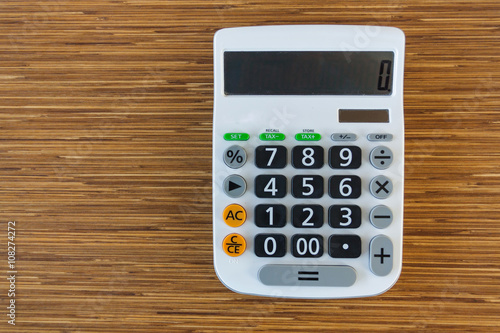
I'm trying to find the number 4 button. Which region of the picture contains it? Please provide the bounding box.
[255,175,287,198]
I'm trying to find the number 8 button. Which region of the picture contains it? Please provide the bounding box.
[292,146,324,169]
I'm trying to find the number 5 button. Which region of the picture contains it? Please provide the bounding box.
[292,175,324,198]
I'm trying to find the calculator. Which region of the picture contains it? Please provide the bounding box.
[212,25,405,298]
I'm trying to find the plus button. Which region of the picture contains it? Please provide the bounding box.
[374,248,391,264]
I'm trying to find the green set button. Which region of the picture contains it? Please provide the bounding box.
[295,133,321,141]
[259,133,285,141]
[223,133,250,141]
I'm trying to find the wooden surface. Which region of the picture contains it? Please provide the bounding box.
[0,1,499,332]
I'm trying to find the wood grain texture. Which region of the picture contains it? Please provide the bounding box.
[0,0,499,331]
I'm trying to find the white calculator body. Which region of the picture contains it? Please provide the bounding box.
[213,25,405,298]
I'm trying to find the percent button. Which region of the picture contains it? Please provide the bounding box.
[223,145,247,169]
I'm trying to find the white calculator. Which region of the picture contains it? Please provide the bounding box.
[212,25,405,298]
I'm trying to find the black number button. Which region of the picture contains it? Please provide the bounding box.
[328,175,361,198]
[255,204,286,228]
[329,235,361,258]
[292,234,323,258]
[255,234,286,257]
[292,205,323,228]
[329,146,361,169]
[255,146,287,169]
[292,146,324,169]
[291,175,323,198]
[329,205,361,228]
[255,175,287,198]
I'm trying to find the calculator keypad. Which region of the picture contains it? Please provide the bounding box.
[219,133,397,279]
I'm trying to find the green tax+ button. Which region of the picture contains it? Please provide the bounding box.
[223,133,250,141]
[295,133,321,141]
[259,133,285,141]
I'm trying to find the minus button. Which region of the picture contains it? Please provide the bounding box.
[369,205,393,229]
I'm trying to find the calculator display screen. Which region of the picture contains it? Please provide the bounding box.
[224,51,394,95]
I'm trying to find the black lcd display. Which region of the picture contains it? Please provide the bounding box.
[224,51,394,95]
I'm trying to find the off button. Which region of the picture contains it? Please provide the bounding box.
[223,234,246,257]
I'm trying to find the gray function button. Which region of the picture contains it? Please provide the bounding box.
[367,133,393,142]
[223,175,246,198]
[370,175,393,199]
[223,145,247,169]
[369,205,393,229]
[370,146,393,169]
[259,265,356,287]
[370,235,394,276]
[331,133,357,141]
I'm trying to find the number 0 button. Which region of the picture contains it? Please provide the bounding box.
[255,234,286,257]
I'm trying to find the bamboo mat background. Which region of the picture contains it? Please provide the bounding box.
[0,0,499,332]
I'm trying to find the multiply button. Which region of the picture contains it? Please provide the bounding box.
[369,175,393,199]
[223,234,246,257]
[223,204,246,227]
[369,235,393,276]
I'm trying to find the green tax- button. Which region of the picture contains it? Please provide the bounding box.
[223,133,250,141]
[259,133,285,141]
[295,133,321,141]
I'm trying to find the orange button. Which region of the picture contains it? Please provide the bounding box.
[223,234,246,257]
[223,204,246,227]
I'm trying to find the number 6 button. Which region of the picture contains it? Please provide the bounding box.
[329,175,361,198]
